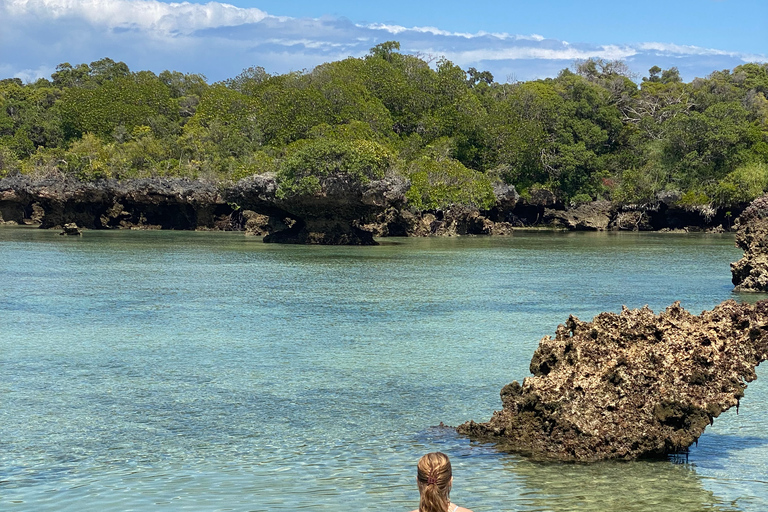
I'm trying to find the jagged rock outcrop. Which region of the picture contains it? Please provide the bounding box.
[0,175,229,230]
[0,174,741,239]
[413,207,496,236]
[609,209,655,231]
[362,182,517,237]
[731,194,768,291]
[544,201,613,231]
[0,174,408,244]
[365,206,514,237]
[240,210,293,237]
[458,300,768,461]
[224,173,408,245]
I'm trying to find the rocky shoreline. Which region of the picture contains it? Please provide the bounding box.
[0,175,743,242]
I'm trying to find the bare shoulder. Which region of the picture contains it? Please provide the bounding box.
[407,507,472,512]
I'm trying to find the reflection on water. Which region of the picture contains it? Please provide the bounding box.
[0,227,766,511]
[501,455,737,512]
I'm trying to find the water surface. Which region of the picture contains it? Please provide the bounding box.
[0,228,765,511]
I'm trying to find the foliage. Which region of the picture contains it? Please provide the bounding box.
[404,156,495,210]
[276,137,394,198]
[711,162,768,205]
[0,50,767,209]
[58,72,175,140]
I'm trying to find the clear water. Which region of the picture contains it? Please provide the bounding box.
[0,227,766,511]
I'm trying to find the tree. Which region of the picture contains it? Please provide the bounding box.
[277,136,395,197]
[367,41,401,62]
[88,58,131,84]
[224,66,270,94]
[57,71,176,140]
[404,155,495,210]
[644,66,663,83]
[467,67,494,87]
[51,62,91,88]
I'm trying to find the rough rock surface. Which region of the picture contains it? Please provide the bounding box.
[0,175,742,237]
[416,207,495,236]
[458,300,768,461]
[0,174,407,244]
[224,173,408,245]
[544,201,613,231]
[609,209,655,231]
[365,206,513,237]
[0,175,228,230]
[731,194,768,291]
[59,223,82,236]
[240,210,292,237]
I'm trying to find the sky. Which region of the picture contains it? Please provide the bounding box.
[1,0,766,84]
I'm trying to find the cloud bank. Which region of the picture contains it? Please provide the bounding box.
[1,0,765,83]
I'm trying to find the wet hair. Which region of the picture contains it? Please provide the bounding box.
[416,452,452,512]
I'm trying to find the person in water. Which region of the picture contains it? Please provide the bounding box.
[410,452,473,512]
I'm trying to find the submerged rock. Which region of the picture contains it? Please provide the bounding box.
[458,300,768,461]
[732,194,768,291]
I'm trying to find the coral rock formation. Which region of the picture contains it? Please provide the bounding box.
[544,201,613,231]
[732,194,768,291]
[226,173,408,245]
[0,175,227,230]
[458,300,768,461]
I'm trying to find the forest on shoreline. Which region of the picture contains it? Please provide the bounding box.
[1,42,767,211]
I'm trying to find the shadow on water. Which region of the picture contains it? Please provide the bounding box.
[497,454,740,512]
[693,434,768,460]
[411,426,747,512]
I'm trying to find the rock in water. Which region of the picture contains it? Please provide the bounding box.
[226,173,408,245]
[59,223,82,236]
[732,194,768,291]
[457,300,768,461]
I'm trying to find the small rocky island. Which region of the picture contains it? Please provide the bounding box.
[458,300,768,461]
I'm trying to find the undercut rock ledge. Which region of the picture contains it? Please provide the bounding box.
[458,300,768,461]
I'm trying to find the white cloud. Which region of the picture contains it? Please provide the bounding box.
[638,41,735,57]
[366,23,476,39]
[0,0,764,82]
[637,41,768,64]
[4,0,271,34]
[12,65,57,82]
[365,23,553,43]
[436,45,638,66]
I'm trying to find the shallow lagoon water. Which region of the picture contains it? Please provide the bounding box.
[0,227,766,511]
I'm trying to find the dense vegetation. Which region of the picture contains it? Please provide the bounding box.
[1,43,767,209]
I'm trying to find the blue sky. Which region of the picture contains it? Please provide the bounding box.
[1,0,766,84]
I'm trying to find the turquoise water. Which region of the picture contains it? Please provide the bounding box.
[0,227,766,511]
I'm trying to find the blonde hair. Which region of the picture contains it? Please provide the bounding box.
[416,452,452,512]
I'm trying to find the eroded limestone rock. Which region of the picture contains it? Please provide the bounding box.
[458,300,768,461]
[732,194,768,291]
[225,173,408,245]
[0,176,228,230]
[544,201,613,231]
